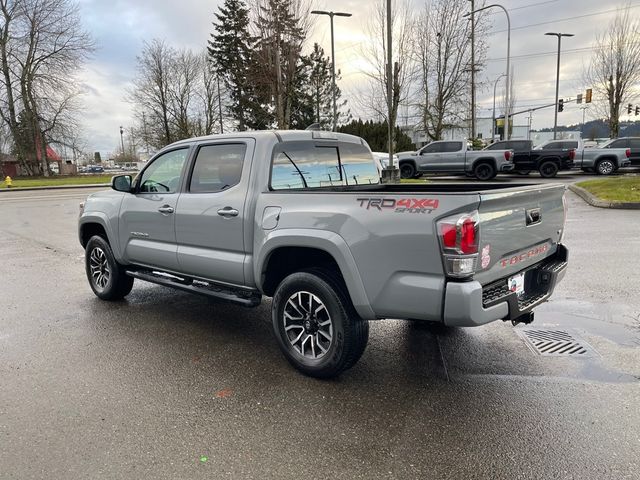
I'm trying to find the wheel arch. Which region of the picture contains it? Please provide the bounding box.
[256,230,375,319]
[471,157,497,170]
[596,155,618,167]
[79,214,120,257]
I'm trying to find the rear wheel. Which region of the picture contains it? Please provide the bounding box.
[399,162,416,179]
[538,161,559,178]
[85,235,134,300]
[271,269,369,379]
[596,159,615,175]
[473,162,496,181]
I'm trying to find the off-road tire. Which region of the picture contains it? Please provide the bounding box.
[596,159,615,175]
[271,268,369,379]
[473,162,497,181]
[85,235,134,300]
[399,162,416,179]
[538,161,559,178]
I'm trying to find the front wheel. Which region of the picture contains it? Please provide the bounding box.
[399,162,416,179]
[271,269,369,379]
[538,161,559,178]
[85,235,134,300]
[473,162,496,181]
[596,159,615,175]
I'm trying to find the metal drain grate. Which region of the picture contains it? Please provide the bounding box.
[516,329,597,357]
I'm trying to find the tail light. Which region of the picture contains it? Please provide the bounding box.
[437,211,479,278]
[626,148,631,158]
[569,149,576,160]
[504,151,512,161]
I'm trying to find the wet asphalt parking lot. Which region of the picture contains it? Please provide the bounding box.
[1,172,639,479]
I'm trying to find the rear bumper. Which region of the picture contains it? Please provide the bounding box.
[443,244,568,327]
[500,164,515,172]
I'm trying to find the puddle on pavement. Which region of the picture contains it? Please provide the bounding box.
[522,300,640,383]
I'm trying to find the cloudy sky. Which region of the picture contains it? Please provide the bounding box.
[76,0,634,153]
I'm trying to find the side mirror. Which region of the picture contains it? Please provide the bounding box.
[111,175,132,192]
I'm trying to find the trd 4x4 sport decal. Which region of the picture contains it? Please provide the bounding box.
[357,197,439,214]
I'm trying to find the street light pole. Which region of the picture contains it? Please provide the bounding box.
[545,32,574,140]
[311,10,352,132]
[492,74,506,142]
[386,0,393,169]
[119,126,125,157]
[465,4,511,139]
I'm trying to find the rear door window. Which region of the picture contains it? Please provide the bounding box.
[607,139,628,148]
[189,144,246,193]
[442,142,463,152]
[271,141,379,189]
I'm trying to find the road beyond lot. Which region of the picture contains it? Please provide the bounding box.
[1,185,639,479]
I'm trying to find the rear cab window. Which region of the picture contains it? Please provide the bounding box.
[270,141,380,190]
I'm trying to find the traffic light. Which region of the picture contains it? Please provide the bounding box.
[636,106,639,116]
[577,94,583,104]
[558,99,564,112]
[585,88,592,103]
[627,104,633,114]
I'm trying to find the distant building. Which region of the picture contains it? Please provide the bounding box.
[400,117,530,148]
[529,130,583,147]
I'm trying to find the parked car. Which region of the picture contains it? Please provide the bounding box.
[79,130,568,378]
[536,139,631,175]
[371,152,400,177]
[397,140,514,180]
[80,165,105,174]
[599,137,640,167]
[484,139,574,178]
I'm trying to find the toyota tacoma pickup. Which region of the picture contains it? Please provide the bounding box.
[536,139,631,175]
[79,130,568,378]
[397,140,514,180]
[484,139,574,177]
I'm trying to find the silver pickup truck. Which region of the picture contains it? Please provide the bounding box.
[536,139,631,175]
[397,140,514,180]
[79,130,568,378]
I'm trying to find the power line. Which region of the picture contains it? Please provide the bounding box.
[489,4,640,34]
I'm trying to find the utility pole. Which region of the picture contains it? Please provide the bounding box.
[465,4,510,139]
[470,0,476,140]
[386,0,393,167]
[217,75,224,134]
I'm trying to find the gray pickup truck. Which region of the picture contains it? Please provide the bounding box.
[397,140,514,180]
[536,139,631,175]
[79,130,568,378]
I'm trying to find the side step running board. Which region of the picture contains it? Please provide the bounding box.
[126,270,262,307]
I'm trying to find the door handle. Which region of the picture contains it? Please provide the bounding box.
[158,205,174,214]
[217,207,239,218]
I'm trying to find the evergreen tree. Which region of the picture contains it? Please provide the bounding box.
[208,0,253,131]
[339,119,414,152]
[252,0,306,129]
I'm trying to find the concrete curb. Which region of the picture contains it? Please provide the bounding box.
[568,184,640,210]
[0,183,109,193]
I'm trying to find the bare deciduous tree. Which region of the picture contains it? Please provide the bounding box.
[0,0,93,175]
[583,4,640,138]
[414,0,487,141]
[129,42,225,150]
[358,0,414,149]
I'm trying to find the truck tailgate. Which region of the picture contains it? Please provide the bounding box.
[473,183,566,286]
